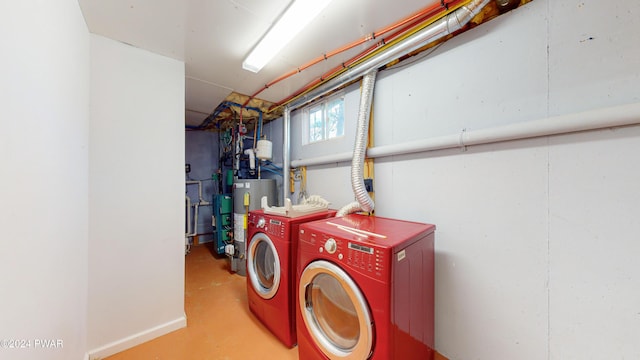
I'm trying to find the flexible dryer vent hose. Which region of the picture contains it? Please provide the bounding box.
[337,70,377,217]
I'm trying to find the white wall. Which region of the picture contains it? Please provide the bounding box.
[87,35,186,358]
[293,0,640,359]
[548,127,640,358]
[0,1,90,360]
[1,4,186,359]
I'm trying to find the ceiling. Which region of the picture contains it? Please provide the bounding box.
[78,0,455,129]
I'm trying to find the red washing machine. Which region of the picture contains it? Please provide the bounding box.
[247,209,336,348]
[296,214,435,360]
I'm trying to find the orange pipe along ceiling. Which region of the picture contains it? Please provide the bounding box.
[242,0,464,109]
[273,0,471,109]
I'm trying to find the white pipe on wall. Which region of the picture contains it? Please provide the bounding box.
[292,102,640,166]
[191,203,199,236]
[291,152,353,167]
[244,148,256,170]
[283,106,291,197]
[185,196,192,237]
[185,200,200,238]
[185,201,199,238]
[460,102,640,147]
[186,180,210,205]
[185,180,210,238]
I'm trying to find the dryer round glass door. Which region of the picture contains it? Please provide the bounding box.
[247,232,281,299]
[298,260,373,359]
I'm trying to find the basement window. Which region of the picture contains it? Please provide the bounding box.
[304,93,344,144]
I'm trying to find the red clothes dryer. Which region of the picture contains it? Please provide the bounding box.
[247,209,336,348]
[296,214,435,360]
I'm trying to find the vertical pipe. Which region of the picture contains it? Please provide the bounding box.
[185,196,191,236]
[283,106,291,200]
[193,203,200,236]
[258,110,263,141]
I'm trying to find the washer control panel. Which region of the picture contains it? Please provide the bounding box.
[265,218,284,237]
[249,213,285,238]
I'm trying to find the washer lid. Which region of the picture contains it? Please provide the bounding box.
[247,232,281,299]
[299,260,373,359]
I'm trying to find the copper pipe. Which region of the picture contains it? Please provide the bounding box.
[242,0,455,107]
[280,0,489,111]
[272,0,468,108]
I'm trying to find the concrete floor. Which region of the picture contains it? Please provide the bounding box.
[106,243,298,359]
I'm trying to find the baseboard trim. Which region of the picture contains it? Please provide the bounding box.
[87,314,187,360]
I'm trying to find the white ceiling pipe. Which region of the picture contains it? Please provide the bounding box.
[292,102,640,166]
[289,0,491,110]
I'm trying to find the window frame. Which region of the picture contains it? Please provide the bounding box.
[302,92,345,145]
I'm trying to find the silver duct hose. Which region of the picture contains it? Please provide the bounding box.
[289,0,491,110]
[283,0,492,213]
[337,70,377,217]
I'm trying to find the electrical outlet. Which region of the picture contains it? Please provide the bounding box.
[364,178,374,193]
[185,164,191,173]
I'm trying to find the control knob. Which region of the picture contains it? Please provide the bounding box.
[257,217,266,228]
[324,238,337,254]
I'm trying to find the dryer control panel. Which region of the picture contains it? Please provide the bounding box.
[346,241,386,278]
[302,230,388,279]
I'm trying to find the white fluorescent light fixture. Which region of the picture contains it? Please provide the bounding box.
[242,0,333,73]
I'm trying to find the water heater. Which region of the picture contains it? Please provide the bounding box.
[230,178,278,275]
